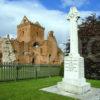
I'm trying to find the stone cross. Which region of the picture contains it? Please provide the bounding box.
[57,6,91,94]
[67,7,80,56]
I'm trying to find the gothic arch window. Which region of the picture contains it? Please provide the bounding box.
[40,48,42,54]
[0,53,2,58]
[21,31,24,36]
[49,54,51,62]
[13,49,17,53]
[24,19,27,23]
[36,32,38,36]
[33,42,40,48]
[49,54,51,57]
[32,58,35,64]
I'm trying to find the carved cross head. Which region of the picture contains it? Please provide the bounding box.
[67,6,80,21]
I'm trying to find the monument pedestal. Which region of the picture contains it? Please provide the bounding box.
[57,81,91,94]
[57,55,91,94]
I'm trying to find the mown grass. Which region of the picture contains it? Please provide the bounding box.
[0,76,99,100]
[87,79,100,88]
[0,77,75,100]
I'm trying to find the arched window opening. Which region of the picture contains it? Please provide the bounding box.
[32,58,35,64]
[40,48,42,54]
[36,32,38,36]
[49,54,51,62]
[0,53,2,58]
[33,42,40,48]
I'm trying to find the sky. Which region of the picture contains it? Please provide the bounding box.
[0,0,100,49]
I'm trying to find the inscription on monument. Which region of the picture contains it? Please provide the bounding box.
[65,60,77,72]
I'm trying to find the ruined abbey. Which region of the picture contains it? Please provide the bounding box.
[0,16,63,64]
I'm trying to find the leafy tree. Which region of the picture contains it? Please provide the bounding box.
[79,14,100,80]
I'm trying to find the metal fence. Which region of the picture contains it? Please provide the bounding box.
[0,64,61,82]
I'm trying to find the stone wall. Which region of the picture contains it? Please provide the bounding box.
[2,37,16,63]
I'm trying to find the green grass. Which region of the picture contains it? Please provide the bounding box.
[87,79,100,88]
[0,77,100,100]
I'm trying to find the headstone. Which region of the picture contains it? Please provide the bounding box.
[57,6,91,94]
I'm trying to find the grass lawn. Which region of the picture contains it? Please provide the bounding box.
[0,77,100,100]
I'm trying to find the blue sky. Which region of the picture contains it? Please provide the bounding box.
[39,0,100,12]
[0,0,100,49]
[7,0,100,12]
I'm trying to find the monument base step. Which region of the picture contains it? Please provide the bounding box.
[57,81,91,94]
[41,85,100,100]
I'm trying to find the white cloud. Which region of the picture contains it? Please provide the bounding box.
[0,0,99,51]
[0,0,69,44]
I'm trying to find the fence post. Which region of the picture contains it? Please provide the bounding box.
[35,65,38,79]
[16,64,19,81]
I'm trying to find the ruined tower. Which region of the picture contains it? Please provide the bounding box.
[0,16,63,64]
[17,16,45,43]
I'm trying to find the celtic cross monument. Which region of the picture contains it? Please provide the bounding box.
[57,6,91,94]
